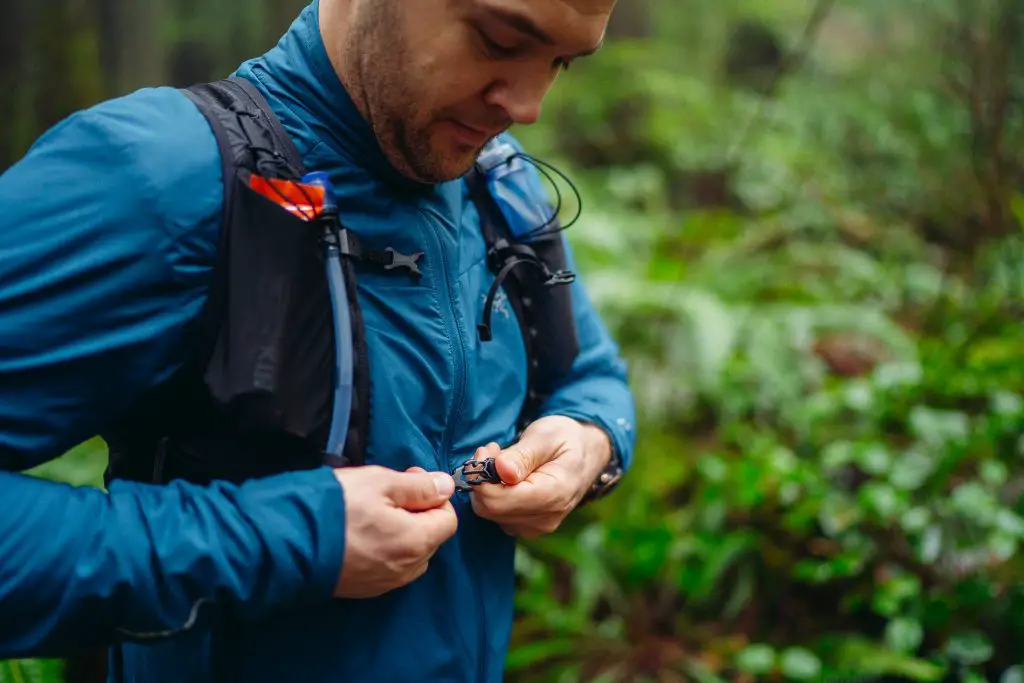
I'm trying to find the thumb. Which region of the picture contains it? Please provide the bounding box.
[494,433,553,485]
[386,470,455,511]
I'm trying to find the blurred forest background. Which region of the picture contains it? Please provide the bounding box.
[3,0,1024,681]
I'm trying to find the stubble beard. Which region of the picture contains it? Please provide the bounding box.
[348,0,491,184]
[348,3,474,185]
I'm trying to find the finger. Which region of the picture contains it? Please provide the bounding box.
[471,478,547,520]
[470,443,500,463]
[406,501,459,549]
[472,497,551,530]
[473,464,568,519]
[494,435,555,485]
[386,470,455,511]
[406,466,427,473]
[495,444,536,485]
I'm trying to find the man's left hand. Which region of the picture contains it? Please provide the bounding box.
[469,415,612,540]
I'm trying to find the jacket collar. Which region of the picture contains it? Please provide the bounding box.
[235,0,428,193]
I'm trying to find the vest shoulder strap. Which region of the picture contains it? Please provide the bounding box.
[180,77,311,369]
[183,77,372,469]
[464,142,582,432]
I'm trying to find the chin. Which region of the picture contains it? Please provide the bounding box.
[392,135,481,184]
[424,148,480,182]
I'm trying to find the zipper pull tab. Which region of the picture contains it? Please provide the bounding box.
[452,457,502,493]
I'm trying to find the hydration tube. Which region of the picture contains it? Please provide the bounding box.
[300,171,353,460]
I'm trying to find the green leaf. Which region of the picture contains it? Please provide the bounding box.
[951,482,997,525]
[779,647,821,680]
[900,506,932,533]
[889,449,935,491]
[504,637,585,671]
[946,631,994,665]
[885,617,924,653]
[818,492,862,537]
[919,525,943,563]
[735,643,776,675]
[873,574,922,618]
[0,660,64,683]
[995,509,1024,537]
[859,482,903,520]
[697,456,728,483]
[989,531,1018,562]
[1000,665,1024,683]
[687,531,756,599]
[857,443,892,476]
[980,460,1009,486]
[832,636,946,681]
[1011,193,1024,229]
[908,406,970,447]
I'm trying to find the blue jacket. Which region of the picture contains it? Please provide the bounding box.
[0,2,636,681]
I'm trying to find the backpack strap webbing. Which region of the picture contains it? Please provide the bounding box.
[180,76,372,466]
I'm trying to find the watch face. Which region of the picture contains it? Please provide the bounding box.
[585,465,624,503]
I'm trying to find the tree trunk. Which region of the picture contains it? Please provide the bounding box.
[0,0,32,169]
[97,0,166,96]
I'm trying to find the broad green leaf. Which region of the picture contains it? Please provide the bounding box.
[885,617,924,653]
[980,460,1009,486]
[888,449,935,491]
[919,525,943,564]
[859,482,903,521]
[946,632,994,665]
[779,647,821,680]
[1000,665,1024,683]
[856,443,891,476]
[735,644,775,675]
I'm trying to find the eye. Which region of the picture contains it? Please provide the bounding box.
[478,30,519,58]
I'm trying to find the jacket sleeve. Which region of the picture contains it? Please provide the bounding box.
[535,238,638,472]
[0,89,346,658]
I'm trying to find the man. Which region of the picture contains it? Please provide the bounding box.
[0,0,635,681]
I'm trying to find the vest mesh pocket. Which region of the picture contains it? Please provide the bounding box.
[200,171,335,442]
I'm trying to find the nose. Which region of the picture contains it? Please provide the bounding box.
[483,73,550,127]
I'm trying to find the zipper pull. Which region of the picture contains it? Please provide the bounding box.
[452,457,502,493]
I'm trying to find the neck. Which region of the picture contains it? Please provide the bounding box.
[319,0,372,127]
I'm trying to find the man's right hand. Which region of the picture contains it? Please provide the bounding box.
[331,465,458,598]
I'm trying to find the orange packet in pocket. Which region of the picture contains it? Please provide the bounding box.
[248,174,325,221]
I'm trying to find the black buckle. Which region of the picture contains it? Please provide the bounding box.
[452,457,502,493]
[544,269,575,286]
[329,226,423,280]
[382,247,424,278]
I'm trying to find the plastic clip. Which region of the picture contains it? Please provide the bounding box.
[452,457,502,493]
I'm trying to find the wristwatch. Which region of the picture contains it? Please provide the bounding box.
[580,447,624,505]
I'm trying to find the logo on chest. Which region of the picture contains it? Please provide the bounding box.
[482,290,512,320]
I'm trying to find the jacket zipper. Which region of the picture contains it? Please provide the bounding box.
[421,208,467,471]
[421,206,487,683]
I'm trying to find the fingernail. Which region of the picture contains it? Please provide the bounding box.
[432,472,454,497]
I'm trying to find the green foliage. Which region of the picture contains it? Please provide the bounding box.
[506,2,1024,681]
[0,660,65,683]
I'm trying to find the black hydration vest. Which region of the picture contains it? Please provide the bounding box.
[102,76,580,487]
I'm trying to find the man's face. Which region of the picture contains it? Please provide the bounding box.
[345,0,614,184]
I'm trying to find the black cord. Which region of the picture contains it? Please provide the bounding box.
[480,151,584,240]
